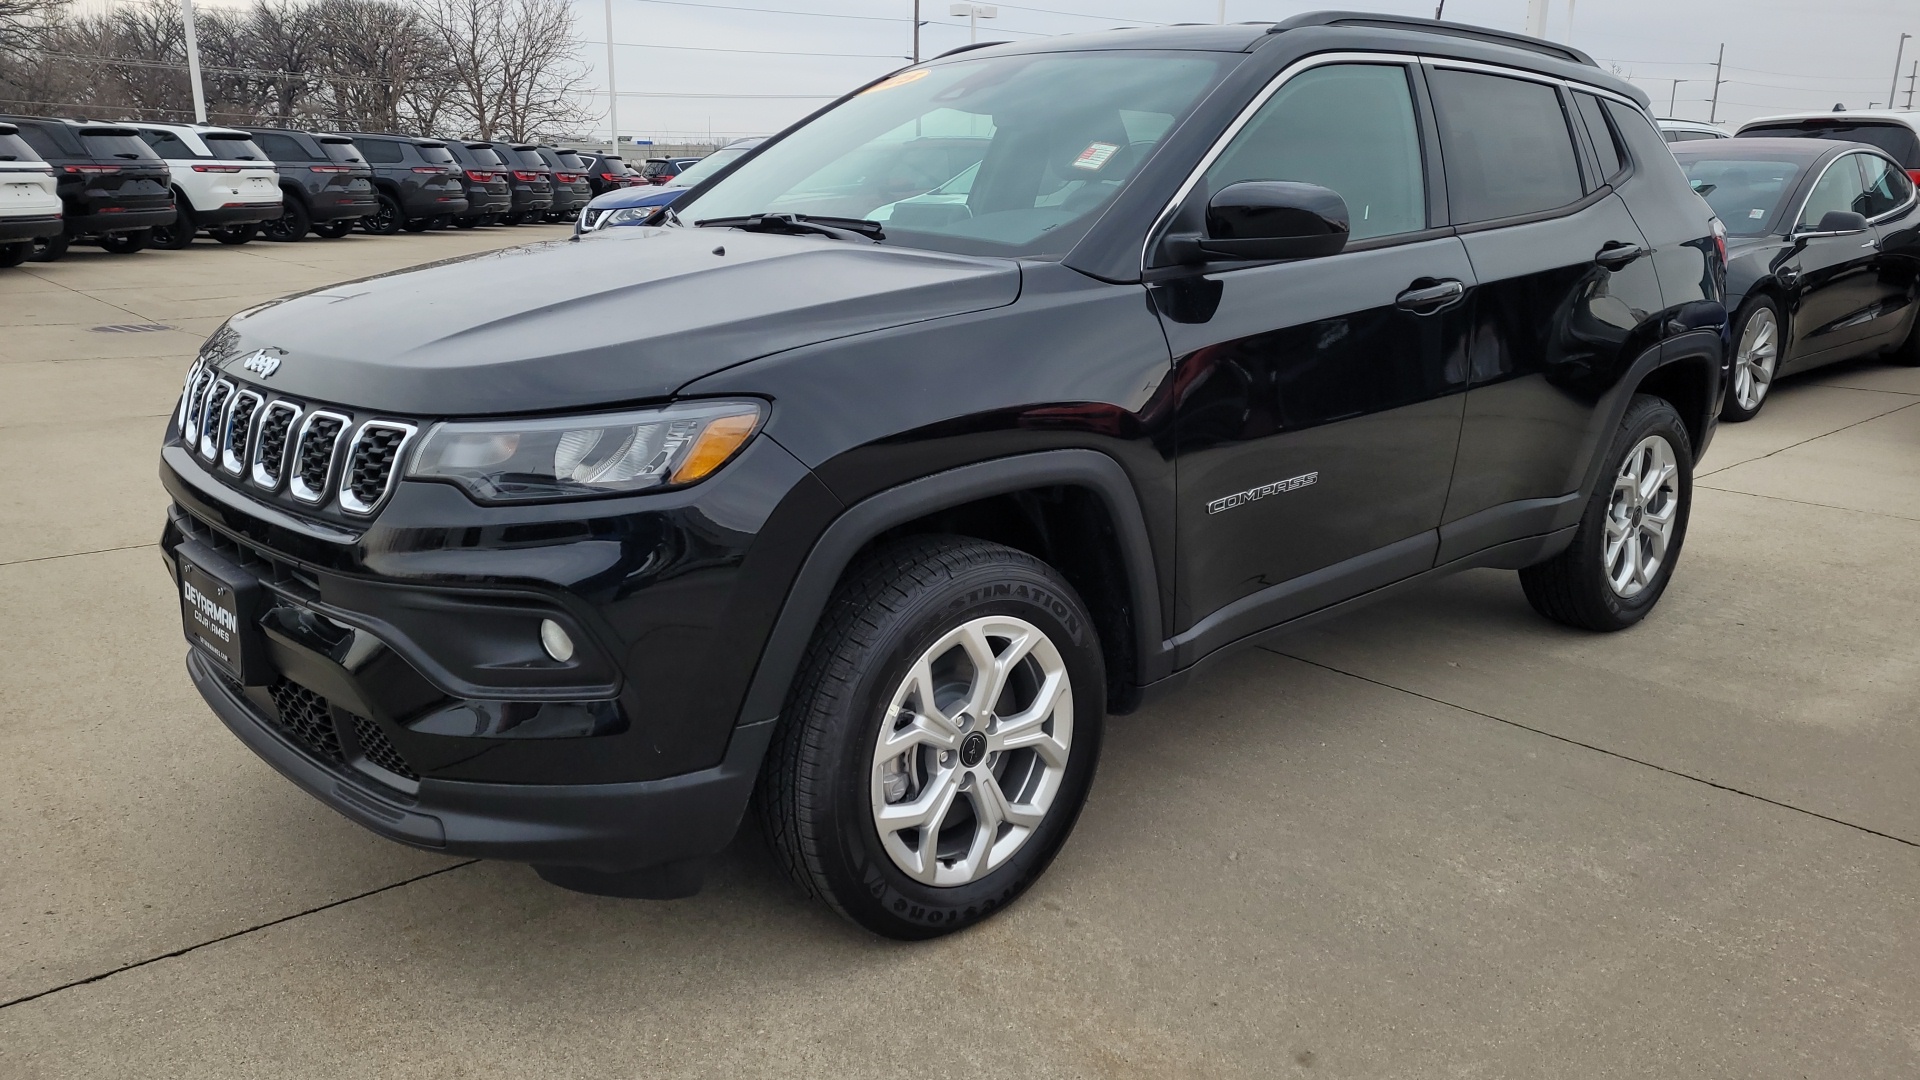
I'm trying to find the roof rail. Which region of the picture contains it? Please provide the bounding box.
[1270,11,1596,67]
[934,40,1008,59]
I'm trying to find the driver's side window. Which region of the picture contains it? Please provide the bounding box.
[1797,155,1873,230]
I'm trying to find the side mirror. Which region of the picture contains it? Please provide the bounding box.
[1808,210,1870,235]
[1198,181,1350,261]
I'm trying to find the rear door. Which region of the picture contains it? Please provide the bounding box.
[1161,59,1473,646]
[1430,66,1667,560]
[1780,151,1895,366]
[1854,153,1920,350]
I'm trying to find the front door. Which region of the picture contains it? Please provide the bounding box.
[1782,151,1899,367]
[1156,61,1472,655]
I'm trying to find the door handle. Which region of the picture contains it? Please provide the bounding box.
[1776,265,1800,287]
[1594,241,1647,269]
[1395,278,1465,315]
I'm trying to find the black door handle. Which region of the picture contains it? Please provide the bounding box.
[1594,241,1647,269]
[1395,278,1465,315]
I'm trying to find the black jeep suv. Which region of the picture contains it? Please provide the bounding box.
[240,127,378,240]
[160,14,1726,940]
[0,115,175,258]
[341,132,469,233]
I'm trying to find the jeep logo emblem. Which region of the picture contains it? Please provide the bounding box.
[239,350,281,378]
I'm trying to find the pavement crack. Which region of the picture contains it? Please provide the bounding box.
[1263,646,1920,851]
[1697,398,1918,478]
[0,543,155,568]
[1695,485,1920,524]
[0,860,478,1011]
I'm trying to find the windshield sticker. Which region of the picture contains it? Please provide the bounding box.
[1073,142,1119,170]
[863,70,930,94]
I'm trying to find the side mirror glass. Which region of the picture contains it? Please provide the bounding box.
[1806,209,1870,235]
[1198,180,1350,262]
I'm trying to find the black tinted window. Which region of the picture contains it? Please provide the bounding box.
[417,143,457,165]
[1430,69,1583,223]
[1572,92,1624,183]
[205,134,265,161]
[514,149,547,169]
[138,129,197,159]
[0,132,38,162]
[81,132,159,160]
[1856,154,1914,217]
[534,147,566,169]
[555,151,589,170]
[1676,155,1803,236]
[12,124,64,158]
[467,146,505,168]
[357,138,405,164]
[1203,63,1426,241]
[1664,129,1719,143]
[1798,154,1874,229]
[1740,121,1920,169]
[253,132,311,161]
[321,140,363,165]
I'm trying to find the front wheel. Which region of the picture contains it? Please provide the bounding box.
[756,536,1104,940]
[1721,297,1782,422]
[97,229,149,254]
[1521,394,1693,632]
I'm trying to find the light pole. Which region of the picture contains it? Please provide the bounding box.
[1891,34,1912,115]
[949,3,996,44]
[604,0,620,152]
[179,0,207,123]
[1668,78,1689,117]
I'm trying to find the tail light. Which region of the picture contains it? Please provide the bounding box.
[63,164,120,174]
[310,165,350,173]
[1909,169,1920,186]
[191,164,243,173]
[552,172,577,182]
[1710,217,1728,267]
[599,171,621,182]
[513,170,541,181]
[466,170,496,182]
[411,166,448,174]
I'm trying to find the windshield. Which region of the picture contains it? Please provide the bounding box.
[418,143,458,165]
[320,139,363,165]
[467,145,506,169]
[667,146,752,188]
[80,132,158,161]
[676,50,1228,257]
[514,149,548,170]
[1678,156,1805,237]
[205,134,267,161]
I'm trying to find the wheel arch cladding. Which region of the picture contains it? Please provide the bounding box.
[736,450,1165,728]
[1636,346,1718,454]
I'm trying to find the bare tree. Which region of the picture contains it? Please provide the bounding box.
[423,0,587,140]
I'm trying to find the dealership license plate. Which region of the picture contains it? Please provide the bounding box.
[177,544,265,684]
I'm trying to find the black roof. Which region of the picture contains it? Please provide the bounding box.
[1668,137,1856,162]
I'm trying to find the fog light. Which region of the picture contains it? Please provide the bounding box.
[539,618,575,662]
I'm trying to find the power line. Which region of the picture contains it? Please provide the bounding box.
[582,38,908,59]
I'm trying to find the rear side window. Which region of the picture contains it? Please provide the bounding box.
[138,129,197,159]
[1203,63,1427,241]
[81,131,159,160]
[12,123,68,158]
[0,131,42,162]
[357,139,405,164]
[252,132,313,161]
[1798,154,1874,229]
[1428,68,1583,223]
[417,143,457,165]
[1740,122,1920,170]
[205,134,265,161]
[1572,92,1625,183]
[1856,154,1914,217]
[321,139,363,165]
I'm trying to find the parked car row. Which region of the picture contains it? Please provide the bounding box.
[0,114,607,263]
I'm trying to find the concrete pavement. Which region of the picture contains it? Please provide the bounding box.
[2,231,1916,1077]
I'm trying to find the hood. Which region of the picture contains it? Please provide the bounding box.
[586,184,681,211]
[206,226,1022,415]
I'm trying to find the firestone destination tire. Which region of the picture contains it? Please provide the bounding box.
[756,535,1105,940]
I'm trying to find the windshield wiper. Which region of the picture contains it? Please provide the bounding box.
[694,213,884,243]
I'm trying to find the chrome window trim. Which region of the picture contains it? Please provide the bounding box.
[1787,150,1914,235]
[197,379,235,460]
[220,389,264,475]
[249,400,303,490]
[287,409,351,505]
[336,420,418,516]
[1140,50,1424,272]
[1852,151,1918,225]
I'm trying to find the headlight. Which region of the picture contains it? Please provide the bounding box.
[603,205,662,227]
[408,400,763,502]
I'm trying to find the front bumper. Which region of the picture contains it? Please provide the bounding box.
[190,650,772,870]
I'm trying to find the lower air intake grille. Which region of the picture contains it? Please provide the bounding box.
[268,678,345,763]
[296,415,344,492]
[351,715,418,780]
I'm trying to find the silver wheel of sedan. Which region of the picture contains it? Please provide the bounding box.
[1603,433,1681,598]
[870,615,1073,887]
[1731,306,1778,413]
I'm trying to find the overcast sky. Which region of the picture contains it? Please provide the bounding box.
[571,0,1919,142]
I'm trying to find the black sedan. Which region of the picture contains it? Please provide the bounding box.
[1671,138,1920,420]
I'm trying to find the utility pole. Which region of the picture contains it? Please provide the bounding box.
[1906,59,1916,110]
[1217,0,1225,24]
[913,0,920,62]
[1709,42,1725,124]
[1434,1,1445,18]
[1891,34,1912,114]
[1524,0,1547,37]
[1564,0,1575,42]
[950,3,995,44]
[1668,78,1688,117]
[604,0,619,152]
[179,0,207,123]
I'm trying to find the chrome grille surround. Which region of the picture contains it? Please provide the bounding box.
[250,400,302,491]
[337,420,418,516]
[221,390,265,475]
[287,410,351,505]
[177,359,209,432]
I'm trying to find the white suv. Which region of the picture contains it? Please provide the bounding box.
[0,121,60,267]
[1735,110,1920,182]
[128,122,282,249]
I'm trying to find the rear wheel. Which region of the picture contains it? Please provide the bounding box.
[211,223,257,245]
[311,219,354,239]
[0,241,30,267]
[1721,297,1782,421]
[261,197,310,242]
[97,229,149,254]
[1521,395,1693,632]
[151,205,196,250]
[362,193,404,235]
[756,536,1104,940]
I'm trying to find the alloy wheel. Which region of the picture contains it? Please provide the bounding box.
[1731,308,1778,412]
[1603,434,1681,599]
[869,616,1073,887]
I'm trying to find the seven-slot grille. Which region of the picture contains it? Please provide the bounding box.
[176,358,416,517]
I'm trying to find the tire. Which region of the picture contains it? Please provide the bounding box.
[0,241,29,267]
[362,193,404,235]
[1721,296,1782,422]
[29,233,68,262]
[755,535,1105,940]
[453,215,480,229]
[97,229,149,254]
[261,197,310,242]
[1520,394,1694,632]
[152,205,196,250]
[311,219,354,239]
[1893,311,1920,367]
[212,223,257,246]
